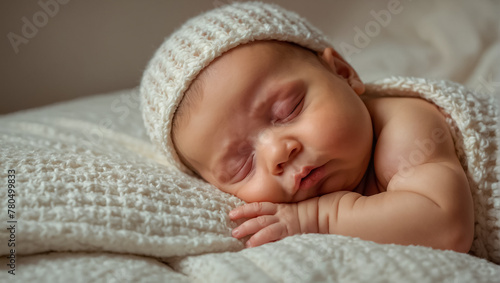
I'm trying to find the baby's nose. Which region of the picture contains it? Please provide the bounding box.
[257,128,301,175]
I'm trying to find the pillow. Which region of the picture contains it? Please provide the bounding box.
[0,88,244,257]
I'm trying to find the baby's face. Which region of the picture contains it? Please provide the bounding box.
[174,41,373,203]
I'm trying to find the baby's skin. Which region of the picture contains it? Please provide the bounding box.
[173,41,474,252]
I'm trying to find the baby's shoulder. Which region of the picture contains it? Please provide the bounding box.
[362,96,446,134]
[362,96,456,188]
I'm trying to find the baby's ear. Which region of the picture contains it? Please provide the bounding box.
[318,48,365,95]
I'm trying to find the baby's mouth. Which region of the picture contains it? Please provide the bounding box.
[294,165,326,192]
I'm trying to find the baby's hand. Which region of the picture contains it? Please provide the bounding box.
[229,202,301,248]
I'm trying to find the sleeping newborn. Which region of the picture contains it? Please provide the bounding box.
[141,2,474,252]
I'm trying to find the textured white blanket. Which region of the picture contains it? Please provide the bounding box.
[1,77,500,282]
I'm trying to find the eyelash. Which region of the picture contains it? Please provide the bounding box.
[274,96,304,124]
[233,154,254,183]
[286,97,304,121]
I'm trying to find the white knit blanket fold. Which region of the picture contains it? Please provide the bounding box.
[1,77,499,282]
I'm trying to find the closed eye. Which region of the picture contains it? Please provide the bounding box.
[275,95,304,124]
[232,154,254,183]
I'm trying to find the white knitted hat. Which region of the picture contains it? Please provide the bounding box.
[140,1,332,174]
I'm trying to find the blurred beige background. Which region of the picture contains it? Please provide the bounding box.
[1,0,498,115]
[0,0,350,114]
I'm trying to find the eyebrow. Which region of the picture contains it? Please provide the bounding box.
[250,79,295,117]
[250,79,305,118]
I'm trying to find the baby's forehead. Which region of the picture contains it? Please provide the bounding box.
[174,41,317,126]
[179,42,289,101]
[195,41,315,87]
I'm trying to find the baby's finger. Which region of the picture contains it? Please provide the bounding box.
[229,202,277,220]
[232,215,278,239]
[246,223,286,248]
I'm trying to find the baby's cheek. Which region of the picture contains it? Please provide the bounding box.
[237,179,285,203]
[301,117,340,149]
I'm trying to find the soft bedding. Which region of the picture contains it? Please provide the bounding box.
[2,78,500,282]
[2,1,500,282]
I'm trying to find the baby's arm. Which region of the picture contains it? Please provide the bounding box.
[310,161,473,252]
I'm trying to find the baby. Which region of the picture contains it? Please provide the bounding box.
[141,2,474,252]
